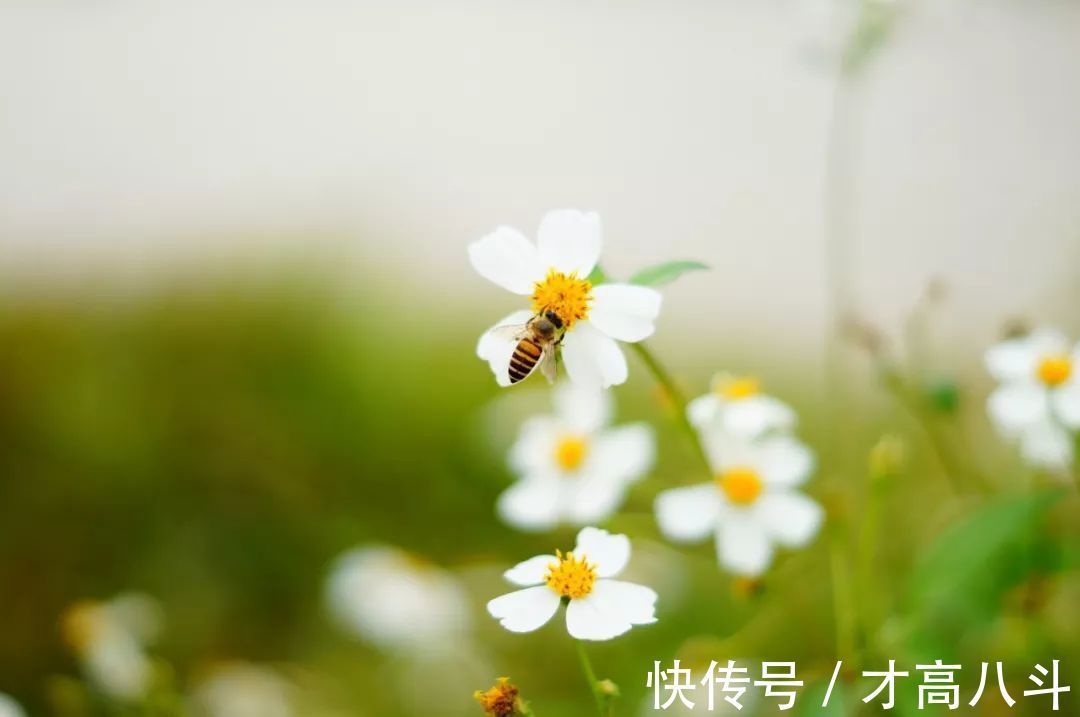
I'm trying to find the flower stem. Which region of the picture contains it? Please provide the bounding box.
[630,341,712,475]
[575,640,608,716]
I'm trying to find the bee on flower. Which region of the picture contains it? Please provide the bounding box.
[487,527,657,641]
[324,545,471,651]
[497,383,655,531]
[985,328,1080,470]
[654,420,823,577]
[60,593,162,702]
[471,209,662,388]
[686,373,796,439]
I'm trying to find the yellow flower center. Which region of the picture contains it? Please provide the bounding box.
[474,677,519,717]
[530,269,592,329]
[544,550,597,599]
[60,601,104,654]
[717,376,761,401]
[716,467,763,506]
[1037,354,1072,387]
[554,435,589,471]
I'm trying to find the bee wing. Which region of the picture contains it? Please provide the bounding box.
[488,322,530,342]
[538,346,557,384]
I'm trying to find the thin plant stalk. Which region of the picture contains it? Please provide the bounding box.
[575,639,608,717]
[630,341,712,476]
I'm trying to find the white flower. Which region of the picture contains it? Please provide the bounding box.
[985,328,1080,470]
[487,527,657,641]
[0,694,27,717]
[498,382,654,531]
[325,545,471,651]
[470,209,662,388]
[61,593,162,701]
[190,663,292,717]
[686,373,796,439]
[654,430,823,577]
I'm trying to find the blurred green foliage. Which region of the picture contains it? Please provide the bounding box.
[0,276,1077,716]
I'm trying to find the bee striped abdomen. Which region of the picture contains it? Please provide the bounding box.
[509,339,543,384]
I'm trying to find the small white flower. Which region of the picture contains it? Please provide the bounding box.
[325,545,470,651]
[686,373,796,439]
[0,694,27,717]
[654,430,823,577]
[487,527,657,641]
[498,383,654,531]
[470,209,663,388]
[190,663,292,717]
[985,328,1080,470]
[61,593,162,701]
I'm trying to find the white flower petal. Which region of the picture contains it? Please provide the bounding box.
[508,416,561,474]
[723,396,797,439]
[497,478,563,532]
[504,555,559,587]
[985,337,1040,383]
[468,226,543,294]
[567,579,658,642]
[564,591,630,641]
[754,435,815,488]
[1019,421,1074,471]
[552,382,612,433]
[654,483,721,543]
[565,476,629,525]
[755,491,824,548]
[477,310,534,387]
[573,527,630,578]
[487,586,561,633]
[588,284,662,343]
[987,383,1050,436]
[686,394,721,428]
[1028,328,1070,355]
[589,423,655,483]
[564,580,656,641]
[717,511,774,577]
[1051,383,1080,430]
[0,695,26,717]
[561,321,628,388]
[536,209,602,276]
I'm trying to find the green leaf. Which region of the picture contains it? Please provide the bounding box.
[906,489,1065,643]
[586,265,609,285]
[628,260,708,287]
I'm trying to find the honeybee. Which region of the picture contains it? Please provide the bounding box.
[492,310,566,384]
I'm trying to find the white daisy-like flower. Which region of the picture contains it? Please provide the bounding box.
[985,328,1080,470]
[325,545,471,651]
[487,527,657,641]
[190,663,292,717]
[654,430,823,577]
[498,382,655,531]
[686,373,796,439]
[470,209,663,388]
[61,593,162,701]
[0,694,27,717]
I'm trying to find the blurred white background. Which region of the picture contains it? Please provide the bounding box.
[1,0,1078,360]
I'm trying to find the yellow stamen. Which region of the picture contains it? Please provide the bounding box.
[530,269,592,329]
[544,550,597,599]
[474,677,520,717]
[716,467,763,506]
[1037,354,1072,387]
[716,375,761,401]
[554,435,589,471]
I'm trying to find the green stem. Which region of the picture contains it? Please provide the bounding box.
[630,341,712,475]
[575,640,607,716]
[828,528,858,670]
